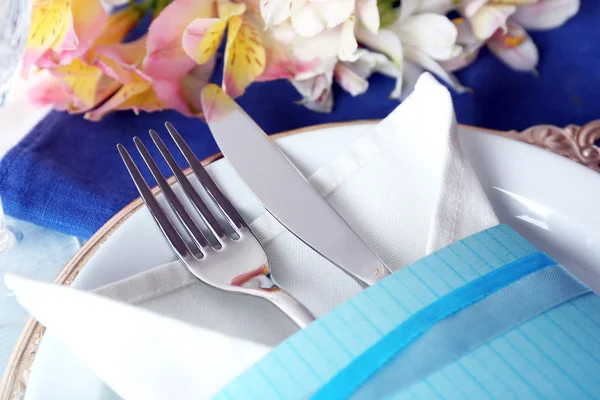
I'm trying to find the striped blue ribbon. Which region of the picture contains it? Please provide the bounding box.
[314,253,584,399]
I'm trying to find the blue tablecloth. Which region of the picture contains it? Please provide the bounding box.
[1,1,599,238]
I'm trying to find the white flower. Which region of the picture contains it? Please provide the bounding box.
[290,49,397,112]
[356,0,468,99]
[430,0,580,72]
[261,0,579,112]
[260,0,379,62]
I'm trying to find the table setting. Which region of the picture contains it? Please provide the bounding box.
[0,0,600,399]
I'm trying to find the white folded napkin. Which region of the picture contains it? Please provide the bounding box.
[5,73,499,399]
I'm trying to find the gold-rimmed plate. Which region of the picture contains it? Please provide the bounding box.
[2,120,600,399]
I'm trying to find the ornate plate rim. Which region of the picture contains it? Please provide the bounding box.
[1,119,599,399]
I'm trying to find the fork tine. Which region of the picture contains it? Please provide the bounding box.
[133,137,210,252]
[117,144,193,259]
[149,129,228,242]
[165,122,247,231]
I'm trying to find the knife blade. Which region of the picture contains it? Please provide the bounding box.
[201,85,392,287]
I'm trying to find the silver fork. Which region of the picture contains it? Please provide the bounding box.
[117,122,315,328]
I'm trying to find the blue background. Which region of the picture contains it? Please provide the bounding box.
[1,1,598,238]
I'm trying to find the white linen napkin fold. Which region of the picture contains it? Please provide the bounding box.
[5,74,499,399]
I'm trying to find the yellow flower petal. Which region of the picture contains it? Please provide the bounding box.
[106,73,152,104]
[69,0,107,50]
[85,74,166,121]
[24,0,107,71]
[53,57,99,77]
[27,0,73,51]
[63,73,103,110]
[182,0,247,67]
[119,88,168,114]
[183,18,228,64]
[143,0,215,80]
[222,16,266,97]
[53,58,104,110]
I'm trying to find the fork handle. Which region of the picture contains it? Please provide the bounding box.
[265,289,316,328]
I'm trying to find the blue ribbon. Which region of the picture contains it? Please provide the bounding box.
[311,252,558,400]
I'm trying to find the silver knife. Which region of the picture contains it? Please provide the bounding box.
[201,85,392,287]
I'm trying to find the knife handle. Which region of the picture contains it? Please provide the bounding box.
[264,288,316,329]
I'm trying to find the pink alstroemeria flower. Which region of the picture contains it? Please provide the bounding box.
[142,0,216,80]
[23,0,108,74]
[28,4,216,122]
[181,0,320,98]
[86,36,215,120]
[26,65,116,113]
[26,7,143,113]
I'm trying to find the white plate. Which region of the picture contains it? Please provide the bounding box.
[23,122,600,399]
